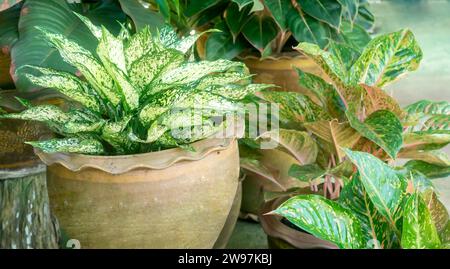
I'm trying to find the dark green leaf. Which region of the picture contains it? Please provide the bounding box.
[241,15,278,53]
[288,163,326,182]
[297,0,342,30]
[404,160,450,179]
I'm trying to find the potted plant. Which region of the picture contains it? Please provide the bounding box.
[240,28,450,247]
[0,0,168,249]
[194,0,373,93]
[1,11,270,248]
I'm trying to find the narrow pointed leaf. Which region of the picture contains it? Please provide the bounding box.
[26,137,105,155]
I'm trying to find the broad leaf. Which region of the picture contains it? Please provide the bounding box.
[297,0,342,30]
[349,29,423,87]
[304,119,361,161]
[205,21,246,60]
[288,164,326,182]
[402,130,450,151]
[288,11,332,49]
[421,190,449,234]
[401,193,441,249]
[404,160,450,179]
[339,174,398,249]
[346,109,403,159]
[118,0,164,31]
[399,149,450,167]
[258,129,318,165]
[264,0,291,31]
[344,149,407,231]
[241,15,278,53]
[274,194,366,249]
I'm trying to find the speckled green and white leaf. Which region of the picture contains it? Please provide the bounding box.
[73,12,102,39]
[26,137,105,155]
[288,164,326,182]
[196,72,252,90]
[346,109,403,159]
[304,119,361,161]
[399,149,450,167]
[258,129,318,165]
[421,189,449,234]
[257,91,329,129]
[339,174,398,249]
[129,48,184,91]
[401,193,441,249]
[160,26,219,54]
[404,160,450,179]
[344,149,407,231]
[274,194,366,249]
[61,112,105,135]
[97,27,139,110]
[167,122,223,145]
[294,42,347,88]
[23,66,101,113]
[349,29,423,88]
[41,30,120,105]
[0,105,69,124]
[159,60,247,85]
[295,68,344,118]
[124,27,161,70]
[101,116,137,154]
[206,84,272,101]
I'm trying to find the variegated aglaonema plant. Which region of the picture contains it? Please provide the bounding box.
[243,29,450,248]
[0,14,270,155]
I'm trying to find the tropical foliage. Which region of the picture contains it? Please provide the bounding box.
[0,0,166,91]
[0,14,268,155]
[190,0,374,60]
[241,29,450,248]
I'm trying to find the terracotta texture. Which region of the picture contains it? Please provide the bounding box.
[40,138,241,249]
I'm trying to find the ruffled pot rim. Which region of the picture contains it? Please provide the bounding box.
[35,137,236,174]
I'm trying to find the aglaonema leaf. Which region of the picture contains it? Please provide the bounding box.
[404,160,450,179]
[288,164,326,182]
[401,193,441,249]
[349,29,423,88]
[274,194,366,249]
[26,137,105,155]
[346,109,403,159]
[339,174,399,249]
[343,149,407,233]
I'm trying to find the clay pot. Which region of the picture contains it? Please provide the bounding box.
[241,53,326,94]
[260,195,338,249]
[0,116,58,249]
[36,138,241,249]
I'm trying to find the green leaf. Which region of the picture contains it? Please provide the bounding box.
[399,149,450,167]
[401,193,441,249]
[304,119,361,161]
[404,160,450,179]
[337,0,358,23]
[258,129,318,165]
[22,66,102,113]
[405,100,450,116]
[11,0,126,92]
[274,194,366,249]
[257,90,329,129]
[343,149,407,231]
[349,29,423,88]
[339,174,398,249]
[421,190,449,234]
[184,0,221,17]
[205,22,246,60]
[97,27,139,110]
[26,137,105,155]
[346,109,403,159]
[0,105,69,124]
[297,0,342,30]
[118,0,164,31]
[288,164,326,182]
[225,3,252,41]
[288,10,332,49]
[241,15,278,53]
[264,0,291,31]
[0,1,20,88]
[295,68,344,119]
[402,130,450,151]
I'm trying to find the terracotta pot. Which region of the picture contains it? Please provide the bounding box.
[240,149,309,221]
[241,53,326,94]
[0,116,58,249]
[36,138,241,249]
[260,195,338,249]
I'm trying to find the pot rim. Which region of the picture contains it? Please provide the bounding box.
[259,195,338,249]
[35,137,236,174]
[238,51,307,61]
